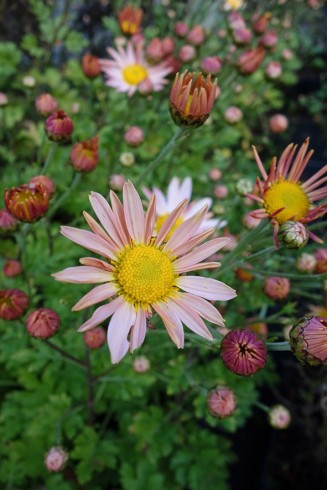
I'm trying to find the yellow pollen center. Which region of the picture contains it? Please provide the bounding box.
[121,21,138,34]
[263,180,310,224]
[155,213,184,239]
[122,64,148,85]
[115,244,175,305]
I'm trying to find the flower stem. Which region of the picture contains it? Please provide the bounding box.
[41,142,57,173]
[254,401,270,412]
[135,127,189,186]
[45,339,86,368]
[47,172,82,219]
[266,341,291,351]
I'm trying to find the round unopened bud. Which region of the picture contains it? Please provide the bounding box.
[179,45,196,62]
[269,114,289,133]
[83,327,106,349]
[162,37,175,56]
[133,356,150,373]
[22,76,36,87]
[224,106,243,124]
[220,329,267,376]
[282,48,293,60]
[35,93,59,116]
[29,175,56,197]
[263,276,290,300]
[45,110,74,142]
[138,78,154,95]
[70,137,99,173]
[124,126,144,147]
[268,405,291,429]
[207,386,237,418]
[279,221,309,249]
[81,53,101,78]
[233,27,252,45]
[314,248,327,274]
[3,259,22,277]
[26,308,60,339]
[187,25,205,45]
[235,178,253,196]
[175,21,188,37]
[290,316,327,366]
[0,289,29,320]
[44,447,68,473]
[201,56,222,75]
[0,92,8,106]
[120,152,135,167]
[0,209,17,232]
[228,12,245,30]
[252,13,270,34]
[146,38,164,62]
[260,31,278,48]
[265,61,282,79]
[208,168,222,181]
[214,185,228,199]
[109,174,125,191]
[296,253,317,273]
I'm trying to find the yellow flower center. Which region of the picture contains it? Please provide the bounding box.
[121,21,138,35]
[155,213,184,240]
[122,64,148,85]
[226,0,243,8]
[115,244,176,305]
[263,180,310,225]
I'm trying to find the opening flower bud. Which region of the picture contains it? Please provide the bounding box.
[45,110,74,142]
[289,316,327,366]
[5,184,49,222]
[0,289,29,320]
[26,308,60,339]
[278,221,309,249]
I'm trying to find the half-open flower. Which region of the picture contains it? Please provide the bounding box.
[70,137,99,173]
[247,138,327,246]
[118,5,143,35]
[5,184,49,222]
[52,181,236,364]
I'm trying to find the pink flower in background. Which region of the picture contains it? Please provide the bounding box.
[35,93,58,116]
[224,106,243,123]
[187,25,205,46]
[3,260,22,278]
[238,47,265,74]
[29,175,56,197]
[162,37,175,56]
[233,28,252,45]
[252,13,271,34]
[99,43,171,96]
[146,38,164,62]
[175,21,189,37]
[0,209,18,231]
[268,405,291,429]
[53,181,236,363]
[314,248,327,273]
[84,327,106,349]
[45,110,74,142]
[220,329,267,376]
[260,31,278,48]
[109,174,126,191]
[44,447,68,473]
[70,137,99,173]
[201,56,222,75]
[269,114,289,133]
[296,253,317,273]
[133,356,150,373]
[179,45,196,62]
[207,386,237,418]
[124,126,144,147]
[265,61,282,79]
[263,277,290,300]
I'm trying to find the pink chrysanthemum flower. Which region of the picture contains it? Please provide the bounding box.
[143,177,226,239]
[99,43,171,97]
[248,138,327,246]
[53,182,236,364]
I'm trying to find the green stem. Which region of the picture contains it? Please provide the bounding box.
[135,127,189,186]
[250,268,324,281]
[229,246,276,269]
[254,401,270,413]
[41,142,57,173]
[290,289,322,300]
[36,131,46,165]
[45,339,86,368]
[47,172,82,219]
[266,341,291,351]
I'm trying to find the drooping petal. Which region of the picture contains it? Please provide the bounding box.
[177,276,237,301]
[129,308,147,352]
[107,301,136,363]
[78,296,124,332]
[52,266,113,284]
[123,181,145,243]
[72,283,118,311]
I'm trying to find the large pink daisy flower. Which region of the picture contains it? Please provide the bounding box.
[53,182,236,363]
[99,43,172,97]
[248,138,327,246]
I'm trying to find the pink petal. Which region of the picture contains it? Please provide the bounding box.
[154,199,188,247]
[163,205,209,253]
[153,301,184,348]
[169,228,215,257]
[144,195,156,245]
[83,211,118,251]
[52,266,114,284]
[79,257,114,271]
[89,192,125,248]
[123,181,145,243]
[173,237,229,271]
[129,308,147,352]
[177,276,237,301]
[109,191,131,245]
[107,301,136,363]
[177,293,225,326]
[176,262,219,273]
[78,296,124,332]
[60,226,115,260]
[72,283,118,311]
[169,297,213,340]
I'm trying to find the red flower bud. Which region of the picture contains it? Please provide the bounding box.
[3,259,22,278]
[263,276,290,300]
[187,25,205,46]
[82,53,101,78]
[207,386,237,418]
[0,289,29,320]
[35,93,59,116]
[26,308,60,339]
[220,329,267,376]
[124,126,144,147]
[70,136,99,172]
[238,47,265,74]
[45,110,74,142]
[0,209,18,231]
[252,13,271,34]
[29,175,56,197]
[44,447,68,473]
[175,21,189,37]
[83,327,106,349]
[5,184,49,222]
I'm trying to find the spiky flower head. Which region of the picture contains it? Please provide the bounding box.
[26,308,60,339]
[0,289,29,320]
[5,184,49,222]
[220,329,267,376]
[70,137,99,173]
[268,405,291,429]
[278,221,309,249]
[52,181,236,364]
[289,316,327,366]
[248,139,327,247]
[170,71,217,128]
[207,386,237,418]
[45,110,74,142]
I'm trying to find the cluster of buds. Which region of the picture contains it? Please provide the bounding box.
[26,308,60,339]
[5,183,50,222]
[45,110,74,143]
[35,93,59,116]
[118,5,143,35]
[289,316,327,366]
[70,136,99,172]
[146,37,175,63]
[220,329,267,376]
[207,386,237,418]
[169,71,217,128]
[81,53,101,78]
[0,289,29,320]
[279,221,309,249]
